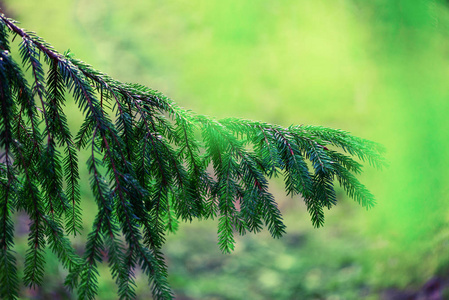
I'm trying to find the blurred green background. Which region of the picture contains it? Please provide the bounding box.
[4,0,449,299]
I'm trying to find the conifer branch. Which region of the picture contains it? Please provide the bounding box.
[0,13,385,299]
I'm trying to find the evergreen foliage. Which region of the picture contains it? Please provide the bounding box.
[0,14,385,300]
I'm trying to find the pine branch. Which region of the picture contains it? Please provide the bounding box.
[0,13,385,300]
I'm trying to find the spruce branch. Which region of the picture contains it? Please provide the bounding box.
[0,13,385,300]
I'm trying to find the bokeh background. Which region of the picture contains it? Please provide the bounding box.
[3,0,449,299]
